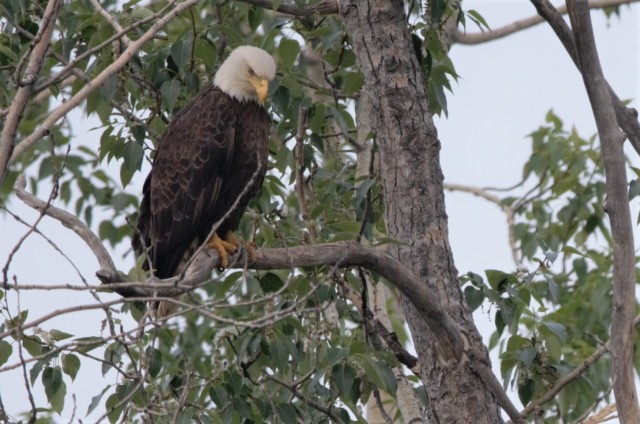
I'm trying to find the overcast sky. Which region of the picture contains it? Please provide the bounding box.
[1,1,638,421]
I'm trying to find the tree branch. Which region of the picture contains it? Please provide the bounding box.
[235,0,338,17]
[7,0,198,167]
[13,175,118,280]
[14,174,465,365]
[453,0,639,45]
[530,0,640,157]
[444,183,519,267]
[565,1,639,422]
[0,0,63,184]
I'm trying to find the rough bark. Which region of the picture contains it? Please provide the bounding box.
[566,1,640,422]
[338,1,504,422]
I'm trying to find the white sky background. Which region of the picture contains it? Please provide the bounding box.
[0,0,638,421]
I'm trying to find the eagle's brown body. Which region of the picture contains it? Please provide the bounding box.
[133,86,269,278]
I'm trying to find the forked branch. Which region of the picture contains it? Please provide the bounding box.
[565,0,640,421]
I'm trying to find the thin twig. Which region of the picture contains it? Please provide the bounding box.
[236,0,338,16]
[566,1,639,421]
[444,183,519,267]
[13,175,118,279]
[452,0,639,45]
[8,0,198,166]
[529,0,640,157]
[265,374,346,423]
[0,0,63,183]
[90,0,132,47]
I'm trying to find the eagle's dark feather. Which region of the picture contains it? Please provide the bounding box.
[133,85,269,278]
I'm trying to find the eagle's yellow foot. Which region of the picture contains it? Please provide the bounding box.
[207,232,240,268]
[245,241,257,263]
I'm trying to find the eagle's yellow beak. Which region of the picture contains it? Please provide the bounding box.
[250,76,269,103]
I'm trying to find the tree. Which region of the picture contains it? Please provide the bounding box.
[1,0,638,423]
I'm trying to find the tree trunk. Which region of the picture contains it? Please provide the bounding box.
[338,1,504,422]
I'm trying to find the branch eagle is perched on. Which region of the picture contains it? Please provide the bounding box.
[133,46,276,316]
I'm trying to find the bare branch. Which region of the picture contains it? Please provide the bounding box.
[581,403,617,424]
[0,0,63,183]
[529,0,640,156]
[444,183,519,267]
[13,175,118,280]
[453,0,639,45]
[8,0,198,166]
[565,1,639,421]
[90,0,132,47]
[235,0,338,17]
[115,241,466,363]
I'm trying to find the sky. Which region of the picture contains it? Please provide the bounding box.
[1,0,638,421]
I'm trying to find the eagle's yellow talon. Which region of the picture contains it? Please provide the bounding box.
[207,232,238,268]
[245,241,257,263]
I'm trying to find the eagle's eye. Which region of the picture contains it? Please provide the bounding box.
[248,67,255,76]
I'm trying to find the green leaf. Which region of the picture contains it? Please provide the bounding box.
[0,340,12,366]
[340,71,364,96]
[103,343,124,376]
[322,347,348,368]
[22,336,43,356]
[30,361,45,385]
[463,286,484,311]
[360,358,397,396]
[146,346,162,378]
[62,353,80,380]
[50,329,73,341]
[209,384,228,407]
[171,38,193,69]
[518,377,535,406]
[248,6,264,32]
[332,363,356,400]
[74,336,105,353]
[161,79,182,111]
[42,366,66,413]
[466,9,491,31]
[278,39,300,70]
[543,321,567,342]
[544,274,559,303]
[276,404,297,422]
[123,140,144,173]
[0,44,18,61]
[517,347,538,368]
[106,393,124,423]
[87,386,110,416]
[99,74,118,103]
[224,370,243,395]
[485,269,516,292]
[270,334,294,371]
[629,178,640,200]
[259,272,284,293]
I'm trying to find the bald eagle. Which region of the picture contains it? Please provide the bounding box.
[133,46,276,311]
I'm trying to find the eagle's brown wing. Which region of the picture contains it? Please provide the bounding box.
[134,86,239,278]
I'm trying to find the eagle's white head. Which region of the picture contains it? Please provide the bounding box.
[214,46,276,103]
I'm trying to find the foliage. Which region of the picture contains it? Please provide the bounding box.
[460,110,639,422]
[0,0,637,423]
